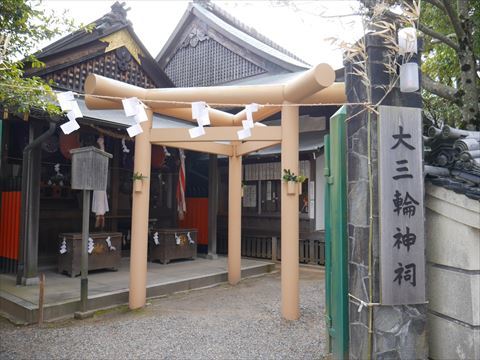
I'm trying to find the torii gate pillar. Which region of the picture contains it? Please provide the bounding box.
[129,109,153,309]
[228,142,242,285]
[281,103,300,320]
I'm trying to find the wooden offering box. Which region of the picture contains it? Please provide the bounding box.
[150,229,197,264]
[58,232,122,277]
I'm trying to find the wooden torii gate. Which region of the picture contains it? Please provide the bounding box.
[84,63,345,320]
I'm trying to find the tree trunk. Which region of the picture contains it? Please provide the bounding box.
[457,0,480,129]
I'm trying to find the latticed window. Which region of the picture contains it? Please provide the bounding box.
[165,38,266,87]
[44,49,157,92]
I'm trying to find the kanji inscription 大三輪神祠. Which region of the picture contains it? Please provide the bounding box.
[378,106,426,305]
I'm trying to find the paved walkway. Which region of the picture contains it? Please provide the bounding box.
[0,267,326,360]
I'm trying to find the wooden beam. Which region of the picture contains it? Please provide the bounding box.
[149,126,282,142]
[152,141,233,156]
[235,140,280,156]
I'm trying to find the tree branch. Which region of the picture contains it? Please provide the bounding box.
[422,73,458,103]
[441,0,465,40]
[418,23,459,51]
[423,0,447,12]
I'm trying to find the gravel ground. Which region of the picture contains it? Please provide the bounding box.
[0,267,326,360]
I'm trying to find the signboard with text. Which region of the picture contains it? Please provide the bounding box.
[378,105,425,305]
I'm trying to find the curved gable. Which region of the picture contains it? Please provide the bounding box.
[164,25,267,87]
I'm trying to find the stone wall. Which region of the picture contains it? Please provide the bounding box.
[425,183,480,360]
[346,33,427,359]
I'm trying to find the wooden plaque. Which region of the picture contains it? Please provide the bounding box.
[378,105,425,305]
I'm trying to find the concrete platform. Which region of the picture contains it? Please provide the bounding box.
[0,256,275,324]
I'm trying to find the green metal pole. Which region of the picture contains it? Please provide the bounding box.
[324,134,332,353]
[330,106,349,359]
[81,189,91,312]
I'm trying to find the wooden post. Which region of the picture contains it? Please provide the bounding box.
[111,140,120,231]
[228,142,242,285]
[80,189,91,312]
[281,103,300,320]
[129,109,152,309]
[207,154,218,259]
[271,236,278,262]
[38,273,45,325]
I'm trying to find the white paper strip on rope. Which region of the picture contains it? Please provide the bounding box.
[122,97,141,117]
[244,103,259,128]
[237,127,251,140]
[60,119,80,135]
[236,103,260,140]
[122,97,149,138]
[70,101,83,119]
[192,101,210,126]
[57,91,75,111]
[57,91,83,135]
[134,105,148,123]
[189,125,206,138]
[127,123,143,137]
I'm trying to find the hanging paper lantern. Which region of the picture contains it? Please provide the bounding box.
[151,145,166,169]
[59,132,81,160]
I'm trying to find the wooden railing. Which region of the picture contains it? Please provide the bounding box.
[218,233,325,266]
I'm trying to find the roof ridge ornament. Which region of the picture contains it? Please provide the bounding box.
[97,1,131,30]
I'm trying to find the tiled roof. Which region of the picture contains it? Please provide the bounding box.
[425,125,480,201]
[193,0,309,65]
[32,1,173,88]
[156,1,310,74]
[37,2,131,59]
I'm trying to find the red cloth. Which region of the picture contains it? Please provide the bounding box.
[176,149,186,220]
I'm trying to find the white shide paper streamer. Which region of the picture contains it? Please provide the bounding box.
[105,236,116,251]
[189,101,211,139]
[88,237,95,254]
[57,91,82,135]
[121,139,130,153]
[122,97,148,137]
[59,237,67,254]
[237,103,259,140]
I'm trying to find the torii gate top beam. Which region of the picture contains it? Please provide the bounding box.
[84,63,343,126]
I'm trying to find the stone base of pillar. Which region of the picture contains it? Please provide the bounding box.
[21,276,39,286]
[196,253,218,260]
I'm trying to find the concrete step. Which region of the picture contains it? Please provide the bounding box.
[0,262,275,325]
